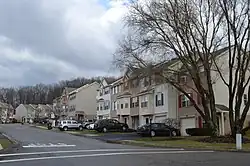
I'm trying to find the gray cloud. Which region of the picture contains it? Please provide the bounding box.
[0,0,126,86]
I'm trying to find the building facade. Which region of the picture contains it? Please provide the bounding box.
[67,82,100,121]
[96,78,118,119]
[115,66,178,129]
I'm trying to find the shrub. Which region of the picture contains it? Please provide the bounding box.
[186,128,213,136]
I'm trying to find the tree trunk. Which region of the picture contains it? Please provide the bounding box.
[207,120,219,137]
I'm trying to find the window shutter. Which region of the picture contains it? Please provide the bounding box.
[198,116,203,128]
[155,95,158,106]
[130,98,132,108]
[178,95,182,108]
[161,93,164,105]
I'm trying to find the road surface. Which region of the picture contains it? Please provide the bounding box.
[0,124,249,166]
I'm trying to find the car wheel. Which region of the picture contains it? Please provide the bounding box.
[171,130,177,137]
[150,130,156,137]
[102,127,107,133]
[79,126,83,131]
[122,126,128,132]
[63,126,68,131]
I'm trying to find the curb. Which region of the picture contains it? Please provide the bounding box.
[0,132,21,154]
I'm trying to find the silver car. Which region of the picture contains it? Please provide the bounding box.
[58,120,83,131]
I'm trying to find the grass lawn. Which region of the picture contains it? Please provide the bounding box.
[122,136,250,151]
[35,125,48,130]
[0,138,12,149]
[65,130,102,136]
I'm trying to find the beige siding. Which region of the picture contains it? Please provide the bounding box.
[76,83,99,119]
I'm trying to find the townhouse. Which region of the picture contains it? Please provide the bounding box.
[52,87,77,119]
[115,63,179,129]
[110,77,123,120]
[15,104,38,123]
[67,82,100,121]
[175,47,250,136]
[96,78,114,119]
[37,104,53,119]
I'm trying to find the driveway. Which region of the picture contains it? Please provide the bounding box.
[0,124,249,166]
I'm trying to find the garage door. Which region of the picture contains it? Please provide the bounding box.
[181,118,196,136]
[155,116,167,123]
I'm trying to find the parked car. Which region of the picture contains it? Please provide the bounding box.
[94,119,128,132]
[58,120,84,131]
[137,123,180,137]
[86,123,95,130]
[83,120,94,129]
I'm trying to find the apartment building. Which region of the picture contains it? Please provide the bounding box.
[67,82,100,121]
[116,64,178,129]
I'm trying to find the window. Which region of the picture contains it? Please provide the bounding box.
[179,93,192,108]
[63,121,66,124]
[156,92,164,106]
[104,101,110,110]
[121,104,124,109]
[141,95,148,108]
[97,106,99,111]
[146,118,149,124]
[131,79,139,88]
[180,76,187,83]
[67,121,72,124]
[244,94,248,105]
[104,88,109,94]
[72,121,77,124]
[100,90,103,96]
[131,97,139,108]
[113,101,116,110]
[124,81,129,89]
[125,103,129,108]
[144,77,150,87]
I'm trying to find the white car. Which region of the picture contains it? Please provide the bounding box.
[87,123,95,130]
[58,120,83,131]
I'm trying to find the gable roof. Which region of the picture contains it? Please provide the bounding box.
[38,104,53,111]
[69,82,100,95]
[23,104,38,112]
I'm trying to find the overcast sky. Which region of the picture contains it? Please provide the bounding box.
[0,0,129,87]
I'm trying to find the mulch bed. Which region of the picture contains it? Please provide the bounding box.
[198,136,250,144]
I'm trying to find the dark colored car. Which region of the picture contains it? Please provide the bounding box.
[94,119,129,132]
[137,123,180,137]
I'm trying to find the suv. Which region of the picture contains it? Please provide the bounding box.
[94,119,128,132]
[58,120,83,131]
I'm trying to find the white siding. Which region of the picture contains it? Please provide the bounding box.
[14,104,27,122]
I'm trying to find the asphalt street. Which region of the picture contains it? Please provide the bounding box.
[0,124,249,166]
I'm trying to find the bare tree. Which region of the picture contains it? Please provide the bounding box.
[114,0,226,136]
[215,0,250,136]
[114,0,250,136]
